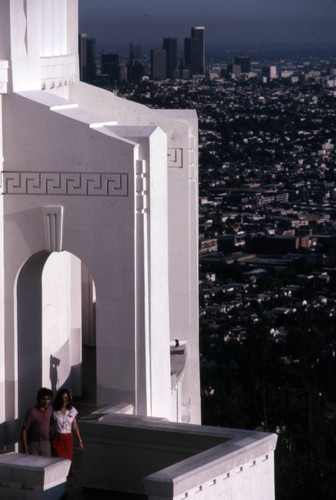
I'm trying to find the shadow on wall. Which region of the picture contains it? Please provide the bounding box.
[50,354,60,393]
[0,419,20,450]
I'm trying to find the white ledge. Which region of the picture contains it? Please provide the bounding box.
[80,410,277,499]
[0,452,71,500]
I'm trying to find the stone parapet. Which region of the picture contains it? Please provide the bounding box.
[80,410,277,499]
[0,452,71,500]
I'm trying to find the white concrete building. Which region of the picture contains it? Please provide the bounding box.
[0,2,277,499]
[0,0,199,435]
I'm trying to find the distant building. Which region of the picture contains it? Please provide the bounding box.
[234,56,250,73]
[151,49,167,80]
[181,68,190,80]
[231,64,241,78]
[78,33,87,81]
[86,38,97,81]
[119,63,127,82]
[128,43,144,81]
[127,62,144,81]
[101,52,120,82]
[191,26,205,74]
[262,65,277,80]
[163,38,178,79]
[184,26,205,76]
[129,43,141,64]
[79,33,97,83]
[200,238,218,254]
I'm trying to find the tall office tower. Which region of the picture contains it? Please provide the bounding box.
[128,43,144,81]
[163,38,178,79]
[184,26,205,76]
[234,56,250,73]
[79,34,96,83]
[129,43,142,64]
[151,49,167,80]
[191,26,205,75]
[86,38,97,82]
[101,52,120,81]
[78,33,87,81]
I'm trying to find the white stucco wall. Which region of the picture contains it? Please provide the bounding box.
[0,93,5,445]
[0,1,10,60]
[1,91,138,432]
[1,0,78,92]
[115,125,172,419]
[41,0,67,57]
[0,88,175,440]
[65,82,201,423]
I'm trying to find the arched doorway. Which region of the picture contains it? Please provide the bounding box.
[17,250,96,424]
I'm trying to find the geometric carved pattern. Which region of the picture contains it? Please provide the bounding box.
[0,172,128,196]
[167,148,183,168]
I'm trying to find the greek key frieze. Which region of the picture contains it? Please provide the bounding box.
[0,172,128,196]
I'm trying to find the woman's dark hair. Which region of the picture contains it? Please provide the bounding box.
[53,388,72,411]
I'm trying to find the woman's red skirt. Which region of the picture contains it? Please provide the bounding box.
[51,433,73,460]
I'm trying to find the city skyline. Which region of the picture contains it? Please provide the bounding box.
[79,0,336,50]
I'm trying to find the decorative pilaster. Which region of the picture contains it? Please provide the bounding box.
[43,206,63,252]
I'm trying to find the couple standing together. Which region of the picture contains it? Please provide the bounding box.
[21,387,83,460]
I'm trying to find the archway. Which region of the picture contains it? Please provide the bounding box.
[17,251,96,424]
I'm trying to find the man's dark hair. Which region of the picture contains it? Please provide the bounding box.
[36,387,53,401]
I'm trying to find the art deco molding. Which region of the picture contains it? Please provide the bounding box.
[135,159,147,214]
[40,55,76,90]
[167,148,183,168]
[43,206,64,252]
[0,172,128,197]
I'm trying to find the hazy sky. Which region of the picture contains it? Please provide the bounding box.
[79,0,336,50]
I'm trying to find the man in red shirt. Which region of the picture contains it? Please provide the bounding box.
[21,387,53,456]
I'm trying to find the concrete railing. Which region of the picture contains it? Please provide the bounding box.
[144,432,277,500]
[79,408,277,500]
[0,452,71,500]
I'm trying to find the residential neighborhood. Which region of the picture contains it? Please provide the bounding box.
[115,49,336,499]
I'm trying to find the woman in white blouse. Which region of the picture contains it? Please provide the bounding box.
[51,388,83,460]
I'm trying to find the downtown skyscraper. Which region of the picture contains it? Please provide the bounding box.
[184,26,205,76]
[162,37,178,79]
